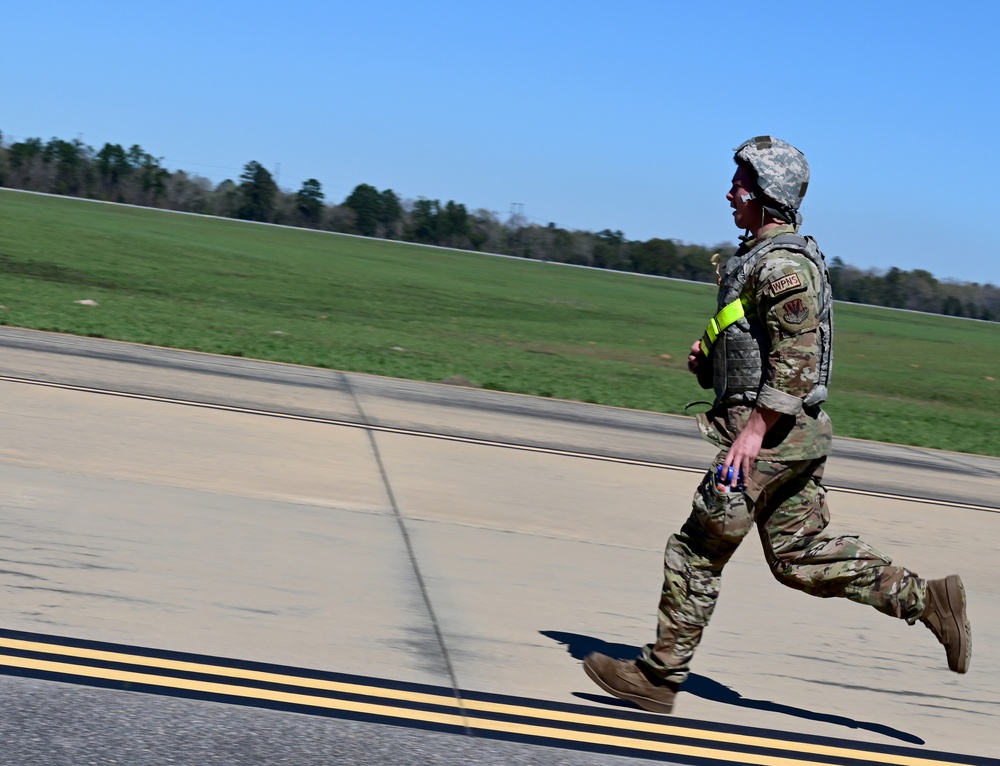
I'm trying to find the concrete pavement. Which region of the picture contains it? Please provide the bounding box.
[0,326,996,759]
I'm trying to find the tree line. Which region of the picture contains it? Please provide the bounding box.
[0,131,996,321]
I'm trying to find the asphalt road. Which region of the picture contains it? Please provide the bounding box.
[0,326,996,765]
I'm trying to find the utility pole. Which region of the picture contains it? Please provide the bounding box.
[509,202,525,228]
[508,203,525,254]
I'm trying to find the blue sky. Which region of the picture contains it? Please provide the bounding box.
[3,1,998,284]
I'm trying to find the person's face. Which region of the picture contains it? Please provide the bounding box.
[726,165,763,231]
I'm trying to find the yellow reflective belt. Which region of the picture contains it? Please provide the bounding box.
[701,298,746,350]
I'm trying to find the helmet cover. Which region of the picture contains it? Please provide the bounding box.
[733,136,810,222]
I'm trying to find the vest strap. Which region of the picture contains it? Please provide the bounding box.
[702,297,746,351]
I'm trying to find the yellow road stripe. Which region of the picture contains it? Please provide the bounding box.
[0,653,464,726]
[0,653,838,766]
[0,639,963,766]
[465,700,957,766]
[0,637,453,705]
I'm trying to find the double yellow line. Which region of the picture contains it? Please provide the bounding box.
[0,632,986,766]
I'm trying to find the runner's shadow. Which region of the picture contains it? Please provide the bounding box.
[540,630,923,745]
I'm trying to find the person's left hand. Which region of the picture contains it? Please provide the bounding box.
[720,407,779,486]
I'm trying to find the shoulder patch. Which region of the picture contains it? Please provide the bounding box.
[766,273,802,297]
[782,298,810,325]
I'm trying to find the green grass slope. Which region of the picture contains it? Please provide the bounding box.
[2,189,997,456]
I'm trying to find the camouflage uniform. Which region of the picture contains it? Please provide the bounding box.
[639,224,927,684]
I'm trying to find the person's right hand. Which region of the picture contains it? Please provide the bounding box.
[687,340,704,375]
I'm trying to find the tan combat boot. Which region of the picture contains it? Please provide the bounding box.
[920,575,972,674]
[582,652,680,714]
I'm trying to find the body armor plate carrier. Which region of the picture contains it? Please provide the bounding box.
[706,233,833,409]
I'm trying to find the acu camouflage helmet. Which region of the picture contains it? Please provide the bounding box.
[733,136,809,225]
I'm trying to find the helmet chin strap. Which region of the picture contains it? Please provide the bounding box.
[739,207,779,242]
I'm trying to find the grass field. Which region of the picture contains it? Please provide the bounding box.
[2,188,998,457]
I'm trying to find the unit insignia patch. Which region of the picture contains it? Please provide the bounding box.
[782,298,810,325]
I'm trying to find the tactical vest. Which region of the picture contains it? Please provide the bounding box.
[703,233,834,408]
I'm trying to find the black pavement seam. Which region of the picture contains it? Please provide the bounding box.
[340,372,472,735]
[1,372,997,514]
